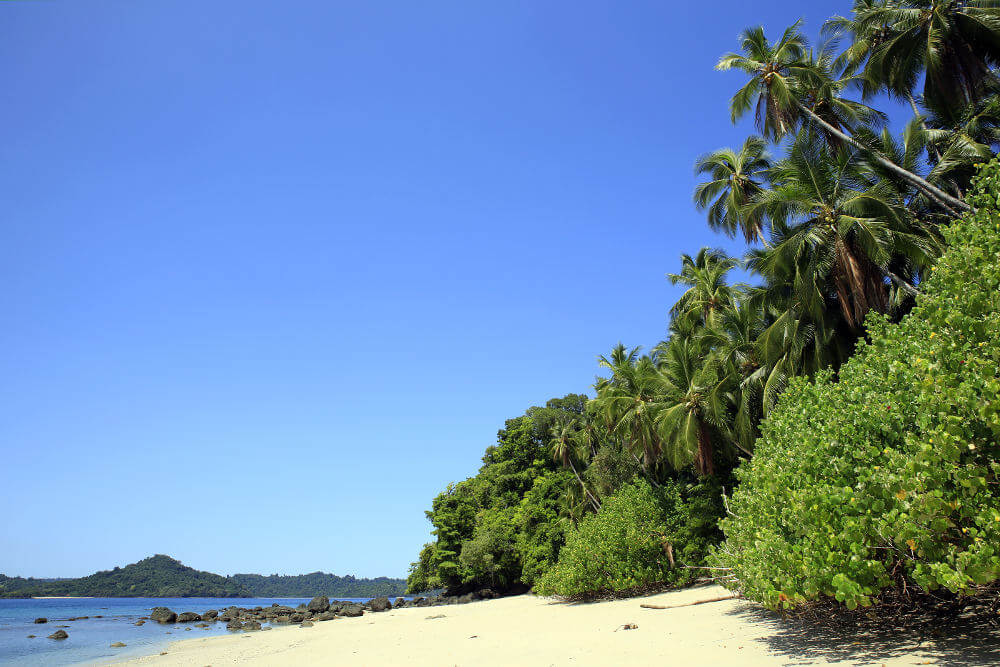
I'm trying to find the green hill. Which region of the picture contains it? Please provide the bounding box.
[232,572,406,598]
[0,555,406,598]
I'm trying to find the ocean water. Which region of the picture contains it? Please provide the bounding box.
[0,596,383,665]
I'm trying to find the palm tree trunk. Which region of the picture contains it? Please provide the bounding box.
[696,421,715,477]
[569,459,601,512]
[794,100,970,213]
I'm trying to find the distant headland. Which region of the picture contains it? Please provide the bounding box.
[0,554,406,599]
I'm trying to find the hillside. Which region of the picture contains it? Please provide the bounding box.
[232,572,407,598]
[0,555,406,598]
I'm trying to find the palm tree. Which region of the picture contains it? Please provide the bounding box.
[667,248,740,332]
[759,132,919,331]
[717,22,970,212]
[592,344,668,470]
[549,420,601,512]
[693,136,772,243]
[857,0,1000,110]
[652,338,738,476]
[923,92,1000,194]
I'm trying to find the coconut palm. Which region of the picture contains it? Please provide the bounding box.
[717,22,970,212]
[749,131,936,331]
[857,0,1000,110]
[549,420,601,512]
[652,338,738,476]
[693,136,772,243]
[923,92,1000,194]
[667,248,740,332]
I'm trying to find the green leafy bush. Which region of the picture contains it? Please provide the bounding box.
[716,160,1000,610]
[535,479,721,597]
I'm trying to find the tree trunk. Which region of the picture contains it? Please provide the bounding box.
[569,459,601,512]
[795,100,970,213]
[695,420,715,477]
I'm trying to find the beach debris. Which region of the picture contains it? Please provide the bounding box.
[110,642,126,648]
[47,630,69,640]
[640,594,741,610]
[159,652,167,655]
[150,607,177,624]
[425,614,447,619]
[33,618,47,624]
[614,623,639,631]
[26,635,36,639]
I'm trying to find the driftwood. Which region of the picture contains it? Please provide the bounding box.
[640,594,740,610]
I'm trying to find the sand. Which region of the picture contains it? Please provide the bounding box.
[117,585,997,666]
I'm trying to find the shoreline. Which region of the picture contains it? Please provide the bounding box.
[115,585,995,666]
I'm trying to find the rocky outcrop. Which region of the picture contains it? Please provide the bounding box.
[307,596,329,612]
[33,618,47,624]
[176,612,201,622]
[201,609,218,620]
[149,607,176,624]
[368,596,391,612]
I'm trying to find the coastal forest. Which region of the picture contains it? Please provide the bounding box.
[0,555,406,598]
[407,0,1000,614]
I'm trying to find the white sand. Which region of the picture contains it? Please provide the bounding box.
[117,585,992,666]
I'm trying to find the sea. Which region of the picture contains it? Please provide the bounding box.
[0,596,389,665]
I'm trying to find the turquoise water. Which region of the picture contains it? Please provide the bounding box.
[0,596,377,665]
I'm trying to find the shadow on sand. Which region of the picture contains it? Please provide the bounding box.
[727,600,1000,666]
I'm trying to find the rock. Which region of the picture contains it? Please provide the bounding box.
[26,635,35,639]
[201,609,218,620]
[176,612,201,623]
[289,613,305,623]
[149,607,176,624]
[295,603,307,611]
[274,615,292,624]
[414,597,429,607]
[33,618,47,624]
[110,642,127,648]
[226,620,243,631]
[339,603,364,617]
[262,626,272,631]
[134,620,146,626]
[314,611,337,621]
[47,630,68,640]
[458,593,476,604]
[394,597,407,608]
[195,623,210,628]
[243,621,261,631]
[307,596,330,613]
[368,596,391,612]
[300,621,314,628]
[477,589,498,599]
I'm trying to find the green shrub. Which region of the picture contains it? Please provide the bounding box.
[716,160,1000,610]
[535,479,722,597]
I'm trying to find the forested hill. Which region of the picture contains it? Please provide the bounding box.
[232,573,406,598]
[0,555,405,598]
[0,555,248,598]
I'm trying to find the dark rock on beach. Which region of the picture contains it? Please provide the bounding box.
[368,596,392,612]
[307,596,330,612]
[176,612,201,623]
[243,620,262,631]
[202,609,218,620]
[150,607,176,624]
[47,630,68,640]
[110,642,127,648]
[314,611,337,621]
[226,619,243,631]
[33,618,47,624]
[339,603,364,617]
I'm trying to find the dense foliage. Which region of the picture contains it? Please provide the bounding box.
[535,479,722,597]
[409,0,1000,604]
[0,554,406,598]
[232,572,406,598]
[717,160,1000,610]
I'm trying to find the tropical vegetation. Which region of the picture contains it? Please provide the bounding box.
[408,0,1000,613]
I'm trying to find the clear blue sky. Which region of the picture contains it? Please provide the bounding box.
[1,0,848,578]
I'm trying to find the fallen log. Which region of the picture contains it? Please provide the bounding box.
[640,594,740,610]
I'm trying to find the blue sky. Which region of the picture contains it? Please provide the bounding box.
[1,0,850,578]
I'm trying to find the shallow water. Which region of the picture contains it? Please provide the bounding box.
[0,596,379,665]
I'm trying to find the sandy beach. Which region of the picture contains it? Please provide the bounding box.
[116,585,998,666]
